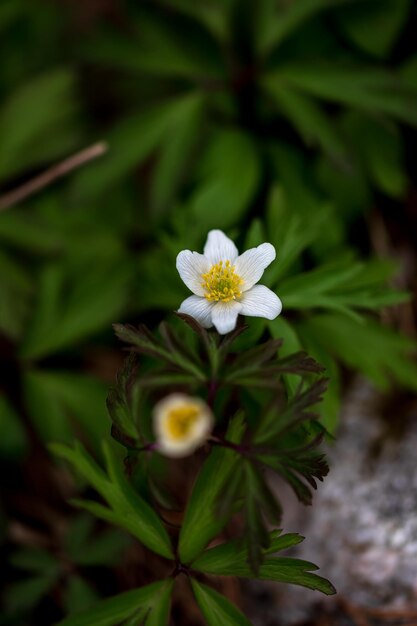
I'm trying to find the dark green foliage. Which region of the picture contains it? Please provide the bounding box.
[1,0,416,622]
[5,514,129,621]
[108,320,330,575]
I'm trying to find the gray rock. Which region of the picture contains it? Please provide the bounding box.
[245,380,417,624]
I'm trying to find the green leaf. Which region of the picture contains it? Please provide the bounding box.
[0,210,63,255]
[51,441,174,560]
[57,580,168,626]
[11,548,58,575]
[265,183,330,283]
[269,316,303,397]
[336,0,411,58]
[278,256,408,321]
[158,0,228,41]
[20,257,132,359]
[113,323,206,381]
[65,514,130,567]
[150,93,204,218]
[189,130,260,231]
[4,575,55,613]
[191,579,253,626]
[256,0,356,55]
[81,8,224,80]
[23,370,109,447]
[0,68,80,181]
[342,112,407,198]
[193,552,335,594]
[299,313,417,391]
[263,80,347,161]
[267,65,417,125]
[178,412,245,563]
[0,248,33,340]
[254,377,328,444]
[192,529,304,572]
[144,580,172,626]
[70,96,194,200]
[295,326,341,432]
[107,354,141,445]
[64,576,100,616]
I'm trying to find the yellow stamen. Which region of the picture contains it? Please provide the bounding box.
[166,404,200,440]
[201,260,244,302]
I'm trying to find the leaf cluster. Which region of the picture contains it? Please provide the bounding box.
[4,514,129,620]
[50,319,334,624]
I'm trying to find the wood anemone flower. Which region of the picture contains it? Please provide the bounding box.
[153,393,214,458]
[176,229,282,334]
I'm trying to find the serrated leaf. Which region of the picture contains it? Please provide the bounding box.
[107,353,141,444]
[114,323,206,381]
[192,529,304,572]
[194,553,335,594]
[191,579,253,626]
[255,378,328,444]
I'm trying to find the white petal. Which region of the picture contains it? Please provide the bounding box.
[178,295,214,328]
[203,230,239,264]
[235,243,276,291]
[240,285,282,320]
[211,301,242,334]
[176,250,210,296]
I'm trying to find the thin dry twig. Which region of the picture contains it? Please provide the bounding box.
[0,141,108,211]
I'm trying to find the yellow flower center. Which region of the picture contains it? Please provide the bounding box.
[201,260,244,302]
[166,404,200,440]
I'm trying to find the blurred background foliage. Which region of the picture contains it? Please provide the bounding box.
[1,0,417,623]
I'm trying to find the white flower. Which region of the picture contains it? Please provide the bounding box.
[153,393,213,458]
[176,229,282,334]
